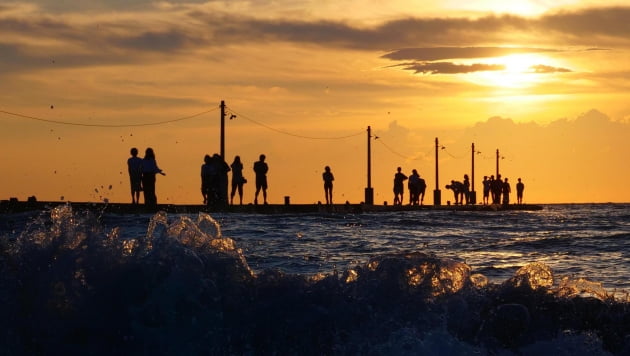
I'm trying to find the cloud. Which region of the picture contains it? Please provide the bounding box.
[396,62,505,75]
[382,47,559,61]
[1,4,629,74]
[528,64,571,73]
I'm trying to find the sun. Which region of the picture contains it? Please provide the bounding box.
[466,53,551,89]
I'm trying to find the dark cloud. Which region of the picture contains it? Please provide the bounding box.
[0,4,628,73]
[113,30,201,52]
[382,47,559,61]
[397,62,505,75]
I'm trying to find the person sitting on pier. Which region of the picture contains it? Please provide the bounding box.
[393,167,408,205]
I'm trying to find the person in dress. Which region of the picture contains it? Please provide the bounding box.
[141,147,165,207]
[322,166,334,205]
[230,156,246,205]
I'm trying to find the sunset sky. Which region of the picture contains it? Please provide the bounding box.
[1,0,629,205]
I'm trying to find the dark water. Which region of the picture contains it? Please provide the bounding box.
[0,203,629,355]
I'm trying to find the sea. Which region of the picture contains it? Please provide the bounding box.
[0,203,629,355]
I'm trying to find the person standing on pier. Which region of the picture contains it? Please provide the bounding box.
[322,166,334,205]
[254,154,269,205]
[230,156,246,205]
[482,176,491,205]
[463,174,471,205]
[418,173,426,205]
[408,169,420,205]
[127,147,143,204]
[141,147,165,207]
[502,177,511,206]
[516,178,525,204]
[201,154,214,204]
[393,167,408,205]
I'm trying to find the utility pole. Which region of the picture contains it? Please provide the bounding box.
[365,126,374,205]
[433,137,441,205]
[470,142,477,204]
[220,100,226,159]
[496,149,500,177]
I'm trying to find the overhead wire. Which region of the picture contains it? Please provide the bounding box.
[226,106,364,140]
[0,106,219,128]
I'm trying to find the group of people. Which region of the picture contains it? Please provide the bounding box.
[200,153,270,206]
[128,147,337,206]
[481,175,525,205]
[445,174,525,205]
[128,147,524,207]
[127,147,166,207]
[392,167,427,206]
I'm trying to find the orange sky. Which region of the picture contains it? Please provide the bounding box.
[1,1,629,204]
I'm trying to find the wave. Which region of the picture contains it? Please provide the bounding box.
[0,205,628,355]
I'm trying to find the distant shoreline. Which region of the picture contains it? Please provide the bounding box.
[0,200,544,214]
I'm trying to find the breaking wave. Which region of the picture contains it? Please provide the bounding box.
[0,205,628,355]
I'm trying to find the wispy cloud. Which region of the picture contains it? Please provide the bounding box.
[528,64,571,73]
[382,47,560,61]
[396,62,505,75]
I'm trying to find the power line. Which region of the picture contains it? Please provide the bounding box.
[0,107,219,128]
[375,137,429,161]
[226,106,364,140]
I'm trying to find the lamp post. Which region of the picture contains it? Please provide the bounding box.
[433,137,441,205]
[364,126,374,205]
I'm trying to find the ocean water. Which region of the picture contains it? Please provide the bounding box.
[0,203,629,355]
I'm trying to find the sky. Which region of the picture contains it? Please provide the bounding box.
[1,0,629,205]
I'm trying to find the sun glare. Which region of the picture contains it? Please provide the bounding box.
[466,54,551,89]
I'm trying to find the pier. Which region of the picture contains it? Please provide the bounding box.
[0,200,543,215]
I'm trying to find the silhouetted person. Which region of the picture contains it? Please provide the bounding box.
[516,178,524,204]
[127,147,143,204]
[201,154,214,204]
[418,173,426,205]
[230,155,246,205]
[408,169,420,205]
[446,180,465,205]
[482,176,491,205]
[254,154,269,205]
[141,147,165,207]
[491,174,503,204]
[502,177,511,206]
[214,154,231,206]
[322,166,334,205]
[463,174,471,205]
[393,167,408,205]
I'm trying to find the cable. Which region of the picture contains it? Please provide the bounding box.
[226,106,364,140]
[0,106,219,128]
[375,137,429,161]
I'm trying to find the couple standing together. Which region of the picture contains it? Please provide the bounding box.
[127,147,165,206]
